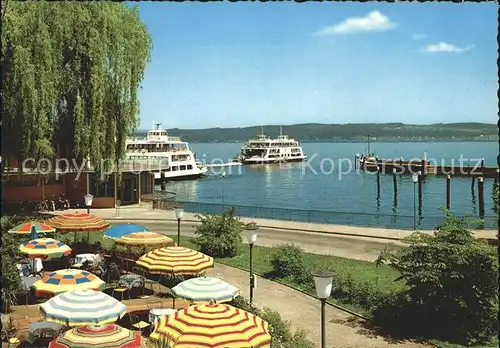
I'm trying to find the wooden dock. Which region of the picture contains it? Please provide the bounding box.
[356,156,499,179]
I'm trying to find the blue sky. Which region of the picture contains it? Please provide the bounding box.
[135,2,497,129]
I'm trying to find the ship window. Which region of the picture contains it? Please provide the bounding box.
[172,166,178,171]
[187,164,193,169]
[180,165,186,171]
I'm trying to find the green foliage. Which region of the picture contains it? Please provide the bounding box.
[270,244,312,285]
[193,208,243,258]
[1,216,22,313]
[374,212,498,345]
[229,296,315,348]
[2,2,152,170]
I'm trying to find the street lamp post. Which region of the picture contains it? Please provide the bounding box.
[83,193,94,241]
[221,170,226,207]
[412,172,418,230]
[175,206,184,246]
[312,271,335,348]
[244,222,259,305]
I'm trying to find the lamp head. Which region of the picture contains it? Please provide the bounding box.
[221,171,226,178]
[411,172,418,183]
[244,222,259,244]
[84,193,94,207]
[175,206,184,220]
[312,270,335,299]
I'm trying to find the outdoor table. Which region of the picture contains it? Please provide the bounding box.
[75,253,96,264]
[148,308,177,326]
[27,320,64,344]
[119,274,145,289]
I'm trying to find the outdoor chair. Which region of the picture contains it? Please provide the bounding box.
[128,314,150,335]
[108,282,131,301]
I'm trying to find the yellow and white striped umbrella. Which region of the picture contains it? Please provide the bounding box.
[32,269,106,297]
[136,246,214,276]
[40,289,127,327]
[150,303,271,347]
[116,232,174,247]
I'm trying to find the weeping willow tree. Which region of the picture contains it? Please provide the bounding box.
[2,2,152,176]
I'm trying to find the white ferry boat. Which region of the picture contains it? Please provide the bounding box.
[236,126,307,164]
[125,123,207,181]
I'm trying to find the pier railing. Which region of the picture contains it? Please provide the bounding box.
[152,196,497,231]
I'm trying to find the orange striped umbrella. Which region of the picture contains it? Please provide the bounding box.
[46,213,109,232]
[136,247,214,275]
[150,303,271,347]
[116,232,174,247]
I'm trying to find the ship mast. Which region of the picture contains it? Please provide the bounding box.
[279,125,283,137]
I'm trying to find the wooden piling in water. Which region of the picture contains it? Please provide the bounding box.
[495,169,499,185]
[421,159,427,177]
[376,166,381,197]
[471,176,476,191]
[417,171,423,212]
[446,174,451,210]
[478,177,484,219]
[392,168,397,195]
[354,154,358,169]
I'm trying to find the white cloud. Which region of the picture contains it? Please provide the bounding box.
[314,11,398,36]
[424,42,474,53]
[412,33,427,40]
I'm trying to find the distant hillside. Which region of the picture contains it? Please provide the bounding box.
[136,122,498,143]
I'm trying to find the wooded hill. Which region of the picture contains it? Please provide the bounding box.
[137,122,498,143]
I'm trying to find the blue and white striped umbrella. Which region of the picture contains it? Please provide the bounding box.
[171,276,239,304]
[39,289,127,327]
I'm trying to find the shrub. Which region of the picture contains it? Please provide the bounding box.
[270,244,304,278]
[193,208,243,258]
[1,216,22,313]
[374,212,498,345]
[492,181,499,214]
[228,296,315,348]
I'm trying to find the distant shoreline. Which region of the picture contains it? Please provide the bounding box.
[184,139,497,144]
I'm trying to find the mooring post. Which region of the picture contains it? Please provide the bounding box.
[478,177,485,219]
[421,158,427,178]
[446,174,451,211]
[417,170,423,213]
[480,158,485,173]
[495,168,499,185]
[376,166,381,197]
[392,168,397,194]
[354,154,359,170]
[471,176,476,192]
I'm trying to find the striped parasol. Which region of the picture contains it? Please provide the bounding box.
[40,289,127,327]
[136,246,214,275]
[19,238,72,259]
[8,221,56,234]
[32,269,106,297]
[171,277,239,304]
[116,232,174,247]
[150,303,271,347]
[46,213,109,233]
[48,324,142,348]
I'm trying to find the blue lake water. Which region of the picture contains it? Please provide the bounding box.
[158,142,498,229]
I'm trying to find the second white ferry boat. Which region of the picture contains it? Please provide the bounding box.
[125,123,207,181]
[236,126,307,164]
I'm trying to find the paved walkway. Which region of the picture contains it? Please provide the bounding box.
[207,264,430,348]
[55,205,497,241]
